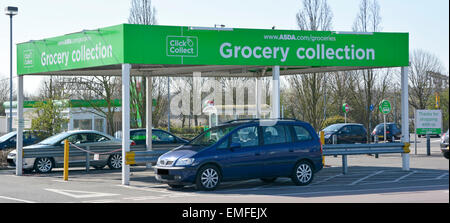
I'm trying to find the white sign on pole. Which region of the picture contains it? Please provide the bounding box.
[415,110,442,135]
[12,117,31,129]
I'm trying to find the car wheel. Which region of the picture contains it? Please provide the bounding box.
[291,160,314,186]
[107,154,122,170]
[260,177,277,183]
[444,152,449,159]
[196,165,221,191]
[34,157,54,173]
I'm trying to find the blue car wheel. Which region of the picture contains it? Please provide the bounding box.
[196,165,221,191]
[291,160,314,186]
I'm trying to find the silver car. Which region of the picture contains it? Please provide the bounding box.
[7,130,124,173]
[440,129,449,159]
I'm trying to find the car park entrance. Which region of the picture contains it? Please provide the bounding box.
[15,24,410,185]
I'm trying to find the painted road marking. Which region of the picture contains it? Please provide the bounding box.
[392,171,417,182]
[436,173,449,180]
[274,184,449,197]
[349,170,384,185]
[117,184,174,194]
[45,189,119,199]
[312,174,343,185]
[0,195,36,203]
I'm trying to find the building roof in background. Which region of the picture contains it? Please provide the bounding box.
[2,99,122,109]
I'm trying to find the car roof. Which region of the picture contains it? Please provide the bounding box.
[65,130,109,135]
[328,123,364,127]
[218,118,311,127]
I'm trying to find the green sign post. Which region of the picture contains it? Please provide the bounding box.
[342,103,349,123]
[379,99,391,142]
[379,99,391,114]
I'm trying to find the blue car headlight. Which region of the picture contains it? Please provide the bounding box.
[175,158,195,166]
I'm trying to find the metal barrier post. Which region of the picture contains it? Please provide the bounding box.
[426,134,431,156]
[63,139,69,181]
[332,135,338,157]
[374,135,379,158]
[85,146,90,172]
[342,155,348,174]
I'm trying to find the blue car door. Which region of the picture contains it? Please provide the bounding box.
[219,125,263,180]
[260,124,293,177]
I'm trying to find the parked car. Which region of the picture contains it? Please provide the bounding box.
[154,119,323,190]
[7,130,125,173]
[440,129,449,159]
[371,123,401,142]
[0,131,45,151]
[418,133,441,138]
[321,123,368,144]
[114,128,189,149]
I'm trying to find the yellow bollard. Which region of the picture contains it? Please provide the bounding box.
[63,139,69,181]
[320,131,325,166]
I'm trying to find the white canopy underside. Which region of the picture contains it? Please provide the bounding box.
[22,64,386,77]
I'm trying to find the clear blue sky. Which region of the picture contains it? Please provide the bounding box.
[0,0,448,95]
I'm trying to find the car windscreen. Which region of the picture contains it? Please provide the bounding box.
[188,124,238,147]
[37,132,72,145]
[0,132,16,143]
[322,124,344,133]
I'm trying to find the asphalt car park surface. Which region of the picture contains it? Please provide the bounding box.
[0,137,448,203]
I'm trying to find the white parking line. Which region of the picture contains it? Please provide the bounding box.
[274,184,449,197]
[349,170,384,186]
[117,184,175,194]
[312,174,343,185]
[392,171,417,182]
[0,195,36,203]
[45,189,119,199]
[436,173,449,180]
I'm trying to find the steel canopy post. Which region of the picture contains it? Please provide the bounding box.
[271,66,280,119]
[122,64,131,185]
[15,76,23,176]
[255,77,262,118]
[401,66,410,171]
[146,76,153,169]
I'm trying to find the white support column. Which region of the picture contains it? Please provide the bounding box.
[401,66,410,171]
[271,66,280,119]
[255,77,262,118]
[16,76,23,176]
[146,76,153,169]
[121,64,131,185]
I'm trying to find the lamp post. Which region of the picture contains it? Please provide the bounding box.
[5,6,18,133]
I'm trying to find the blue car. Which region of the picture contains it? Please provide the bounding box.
[0,131,45,151]
[155,119,323,190]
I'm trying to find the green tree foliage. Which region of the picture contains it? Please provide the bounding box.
[31,100,69,139]
[321,115,353,130]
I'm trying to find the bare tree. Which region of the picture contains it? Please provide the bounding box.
[128,0,157,25]
[409,49,445,110]
[296,0,333,31]
[128,0,159,128]
[288,0,333,130]
[0,78,11,116]
[72,76,122,135]
[351,0,385,137]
